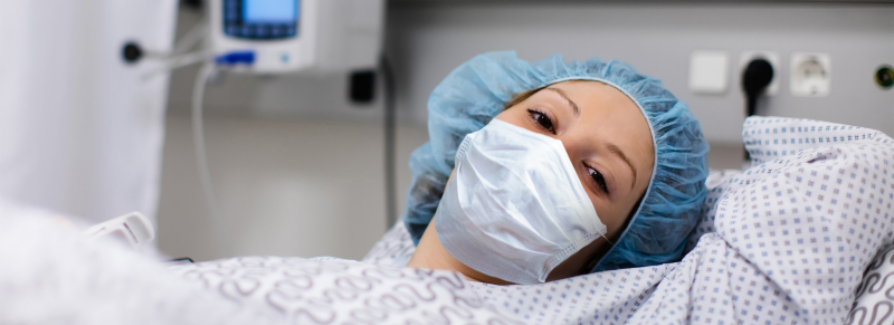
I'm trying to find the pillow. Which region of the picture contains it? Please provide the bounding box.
[686,116,893,252]
[685,169,742,253]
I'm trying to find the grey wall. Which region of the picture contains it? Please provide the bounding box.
[157,116,426,261]
[385,2,894,143]
[157,2,894,261]
[167,2,894,141]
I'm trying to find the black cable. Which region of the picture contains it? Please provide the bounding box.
[381,55,398,230]
[169,257,195,264]
[742,59,773,118]
[742,58,773,161]
[182,0,203,10]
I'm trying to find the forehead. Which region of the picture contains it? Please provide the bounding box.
[549,80,639,114]
[548,80,655,167]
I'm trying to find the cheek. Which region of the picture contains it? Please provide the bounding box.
[591,199,632,238]
[493,109,525,126]
[599,186,651,240]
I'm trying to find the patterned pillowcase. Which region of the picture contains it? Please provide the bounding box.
[687,116,893,253]
[692,116,894,324]
[848,244,894,325]
[685,169,742,253]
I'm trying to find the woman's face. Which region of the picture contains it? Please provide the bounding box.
[494,80,655,280]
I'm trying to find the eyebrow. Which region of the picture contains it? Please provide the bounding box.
[545,87,580,117]
[606,143,637,190]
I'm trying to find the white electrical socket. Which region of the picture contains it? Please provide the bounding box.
[739,51,780,96]
[790,52,831,97]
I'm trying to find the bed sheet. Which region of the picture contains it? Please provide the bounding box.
[167,256,523,324]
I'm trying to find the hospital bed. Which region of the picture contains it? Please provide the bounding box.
[163,116,894,324]
[2,116,893,324]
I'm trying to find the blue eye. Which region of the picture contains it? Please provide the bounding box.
[527,109,555,134]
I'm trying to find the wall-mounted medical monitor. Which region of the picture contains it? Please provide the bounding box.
[212,0,383,74]
[224,0,299,40]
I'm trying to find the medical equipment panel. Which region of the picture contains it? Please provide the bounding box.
[223,0,299,40]
[210,0,384,74]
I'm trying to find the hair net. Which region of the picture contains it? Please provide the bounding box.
[402,51,709,272]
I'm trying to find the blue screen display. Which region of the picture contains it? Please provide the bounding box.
[243,0,299,24]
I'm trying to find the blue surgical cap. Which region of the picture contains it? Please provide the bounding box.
[403,51,709,272]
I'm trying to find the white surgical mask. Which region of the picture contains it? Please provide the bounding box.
[435,119,610,285]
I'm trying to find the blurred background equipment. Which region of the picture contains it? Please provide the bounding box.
[126,0,386,256]
[0,0,177,226]
[84,212,156,248]
[210,0,383,74]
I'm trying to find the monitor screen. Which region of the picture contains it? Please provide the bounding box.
[243,0,299,24]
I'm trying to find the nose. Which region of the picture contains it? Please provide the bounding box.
[558,133,585,164]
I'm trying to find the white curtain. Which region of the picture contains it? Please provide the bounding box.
[0,0,177,226]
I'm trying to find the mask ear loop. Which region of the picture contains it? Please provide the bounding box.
[581,234,615,273]
[601,233,614,246]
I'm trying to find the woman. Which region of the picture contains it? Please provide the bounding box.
[403,51,710,285]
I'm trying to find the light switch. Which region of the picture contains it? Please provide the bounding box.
[689,50,729,95]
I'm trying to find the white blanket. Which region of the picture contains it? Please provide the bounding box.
[0,200,276,325]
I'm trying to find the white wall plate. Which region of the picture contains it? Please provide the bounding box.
[790,52,831,97]
[689,50,730,95]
